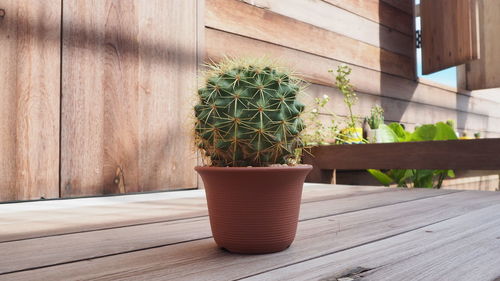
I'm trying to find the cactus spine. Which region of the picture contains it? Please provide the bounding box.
[195,58,306,167]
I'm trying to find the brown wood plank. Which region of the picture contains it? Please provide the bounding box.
[323,0,414,35]
[0,185,389,242]
[421,0,479,74]
[381,0,413,14]
[3,190,499,280]
[239,0,414,56]
[205,0,415,80]
[205,29,500,125]
[0,0,61,201]
[463,0,500,90]
[0,188,455,274]
[60,0,198,197]
[243,203,500,281]
[305,138,500,173]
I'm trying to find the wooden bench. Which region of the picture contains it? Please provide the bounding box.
[303,138,500,183]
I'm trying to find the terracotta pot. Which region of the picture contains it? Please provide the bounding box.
[195,165,312,254]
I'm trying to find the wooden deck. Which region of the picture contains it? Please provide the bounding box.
[1,184,500,281]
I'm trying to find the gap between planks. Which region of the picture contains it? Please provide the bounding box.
[2,190,498,280]
[0,189,465,276]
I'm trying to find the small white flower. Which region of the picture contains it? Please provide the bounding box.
[323,94,329,99]
[312,109,318,113]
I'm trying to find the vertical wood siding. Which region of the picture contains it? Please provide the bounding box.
[60,0,198,197]
[0,0,61,201]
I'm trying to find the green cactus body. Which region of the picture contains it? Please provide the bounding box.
[195,58,306,167]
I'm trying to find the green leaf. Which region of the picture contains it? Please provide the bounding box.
[434,122,458,140]
[388,123,411,142]
[410,124,437,141]
[375,124,400,143]
[447,169,456,178]
[367,169,393,186]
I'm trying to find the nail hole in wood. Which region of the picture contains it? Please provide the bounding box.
[0,9,5,18]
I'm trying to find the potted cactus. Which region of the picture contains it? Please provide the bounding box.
[194,58,312,254]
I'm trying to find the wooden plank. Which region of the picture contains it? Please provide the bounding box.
[60,0,198,197]
[463,0,500,90]
[240,0,414,57]
[381,0,413,14]
[242,203,500,281]
[306,83,497,134]
[322,0,414,35]
[3,190,499,280]
[421,0,479,74]
[0,188,455,274]
[205,0,415,80]
[0,184,389,242]
[205,29,500,122]
[305,138,500,171]
[0,0,61,201]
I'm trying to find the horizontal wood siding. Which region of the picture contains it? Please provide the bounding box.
[205,0,415,80]
[205,27,500,137]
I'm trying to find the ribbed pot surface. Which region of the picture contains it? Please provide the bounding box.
[195,165,312,254]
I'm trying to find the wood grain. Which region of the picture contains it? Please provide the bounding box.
[242,203,500,281]
[240,0,414,57]
[3,190,499,281]
[0,0,61,201]
[381,0,413,15]
[205,29,500,124]
[421,0,479,74]
[205,0,415,80]
[463,0,500,90]
[322,0,414,35]
[0,184,386,242]
[60,0,198,197]
[0,188,454,274]
[304,139,500,179]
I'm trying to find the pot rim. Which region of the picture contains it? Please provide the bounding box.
[195,165,312,172]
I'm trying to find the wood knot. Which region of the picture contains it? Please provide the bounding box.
[0,9,5,18]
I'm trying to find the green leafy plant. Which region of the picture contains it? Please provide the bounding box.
[195,57,306,167]
[368,122,457,188]
[366,105,384,130]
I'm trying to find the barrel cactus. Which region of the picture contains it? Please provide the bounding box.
[195,58,306,167]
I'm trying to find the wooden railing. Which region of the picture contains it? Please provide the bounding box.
[303,138,500,183]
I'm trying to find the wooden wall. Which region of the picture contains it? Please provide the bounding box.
[204,0,500,138]
[60,0,198,197]
[1,0,500,201]
[0,0,198,201]
[0,0,61,201]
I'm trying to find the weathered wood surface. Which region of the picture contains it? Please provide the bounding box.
[60,0,198,197]
[322,0,414,35]
[462,0,500,90]
[304,139,500,183]
[205,29,500,137]
[0,184,499,280]
[239,0,413,57]
[421,0,479,74]
[0,185,388,243]
[205,0,415,80]
[0,0,61,201]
